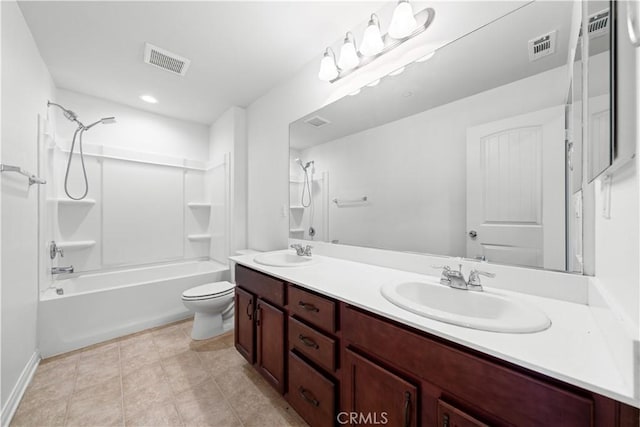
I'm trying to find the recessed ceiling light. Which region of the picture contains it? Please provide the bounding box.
[349,89,361,96]
[140,95,158,104]
[366,79,381,87]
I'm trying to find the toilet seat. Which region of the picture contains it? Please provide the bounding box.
[181,281,234,301]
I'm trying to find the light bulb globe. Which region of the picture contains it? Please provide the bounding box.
[388,1,417,39]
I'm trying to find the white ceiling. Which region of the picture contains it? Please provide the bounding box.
[18,1,386,124]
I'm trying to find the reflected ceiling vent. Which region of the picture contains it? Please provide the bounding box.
[144,43,191,76]
[528,30,556,61]
[588,9,609,38]
[304,116,331,128]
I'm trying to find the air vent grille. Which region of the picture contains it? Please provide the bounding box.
[588,9,609,38]
[144,43,191,76]
[304,116,331,127]
[528,30,556,61]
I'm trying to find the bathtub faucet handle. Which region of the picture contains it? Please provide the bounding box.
[50,241,64,259]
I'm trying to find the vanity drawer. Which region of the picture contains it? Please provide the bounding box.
[288,351,336,427]
[288,317,336,372]
[235,265,285,307]
[288,286,336,333]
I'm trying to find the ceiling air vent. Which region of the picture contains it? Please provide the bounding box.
[144,43,191,76]
[304,116,331,127]
[528,30,557,61]
[588,9,609,38]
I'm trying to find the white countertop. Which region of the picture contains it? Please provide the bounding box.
[230,250,638,408]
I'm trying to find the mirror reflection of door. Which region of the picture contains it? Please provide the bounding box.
[466,106,566,270]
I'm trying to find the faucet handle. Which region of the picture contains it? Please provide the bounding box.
[303,245,313,256]
[467,269,495,290]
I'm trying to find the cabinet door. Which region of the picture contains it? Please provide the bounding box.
[234,287,255,364]
[256,298,286,393]
[344,349,418,427]
[437,400,489,427]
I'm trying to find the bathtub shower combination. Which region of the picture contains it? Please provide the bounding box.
[39,109,233,357]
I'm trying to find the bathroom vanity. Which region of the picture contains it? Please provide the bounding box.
[232,258,639,427]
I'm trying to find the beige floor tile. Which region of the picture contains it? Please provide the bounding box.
[161,351,208,394]
[175,398,240,427]
[65,376,123,427]
[199,348,247,377]
[10,397,67,427]
[120,334,161,376]
[124,401,183,427]
[122,363,173,419]
[29,358,77,396]
[75,345,121,392]
[152,329,193,359]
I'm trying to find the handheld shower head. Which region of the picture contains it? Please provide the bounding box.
[295,158,314,171]
[84,117,117,130]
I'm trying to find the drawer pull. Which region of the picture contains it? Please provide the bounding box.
[298,301,319,312]
[298,386,320,407]
[404,391,412,427]
[298,334,319,349]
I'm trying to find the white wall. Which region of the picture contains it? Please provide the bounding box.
[54,89,209,160]
[246,2,527,252]
[1,0,55,415]
[209,107,247,255]
[45,90,211,278]
[298,67,567,255]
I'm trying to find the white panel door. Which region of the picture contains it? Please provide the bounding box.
[466,106,565,270]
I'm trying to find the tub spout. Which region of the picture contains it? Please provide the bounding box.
[51,266,74,275]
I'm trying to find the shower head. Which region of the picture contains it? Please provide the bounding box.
[84,117,117,130]
[295,158,314,171]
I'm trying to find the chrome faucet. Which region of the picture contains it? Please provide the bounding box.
[290,244,312,256]
[433,263,494,291]
[51,265,74,275]
[50,241,64,260]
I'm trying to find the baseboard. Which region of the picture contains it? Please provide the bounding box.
[1,351,40,427]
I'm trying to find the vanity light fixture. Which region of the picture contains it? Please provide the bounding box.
[415,51,436,63]
[360,14,385,56]
[389,0,418,39]
[318,48,340,81]
[318,2,435,83]
[388,66,406,76]
[140,94,158,104]
[338,32,360,71]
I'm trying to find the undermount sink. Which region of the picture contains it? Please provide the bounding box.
[381,280,551,333]
[253,252,317,267]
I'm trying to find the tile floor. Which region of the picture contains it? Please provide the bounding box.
[11,319,307,427]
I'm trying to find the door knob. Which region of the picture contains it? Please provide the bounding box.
[468,230,478,239]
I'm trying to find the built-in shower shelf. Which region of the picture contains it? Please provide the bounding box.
[48,198,96,206]
[187,234,211,241]
[289,228,305,233]
[187,202,211,209]
[56,240,96,250]
[290,206,305,210]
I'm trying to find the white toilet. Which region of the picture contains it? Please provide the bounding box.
[181,281,235,340]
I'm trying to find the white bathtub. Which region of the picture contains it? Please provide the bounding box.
[39,260,230,357]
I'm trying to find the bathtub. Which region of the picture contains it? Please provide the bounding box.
[38,260,230,357]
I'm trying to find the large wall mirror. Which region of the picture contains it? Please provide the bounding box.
[289,1,613,273]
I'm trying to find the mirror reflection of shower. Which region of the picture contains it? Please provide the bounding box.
[295,158,316,238]
[47,101,116,200]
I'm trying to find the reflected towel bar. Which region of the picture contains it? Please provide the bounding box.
[332,196,368,206]
[0,164,46,185]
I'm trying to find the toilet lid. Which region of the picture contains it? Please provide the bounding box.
[182,281,234,299]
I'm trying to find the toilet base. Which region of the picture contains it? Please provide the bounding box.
[191,312,224,340]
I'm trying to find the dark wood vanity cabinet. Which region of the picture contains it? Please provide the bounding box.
[234,265,639,427]
[343,348,418,427]
[234,265,286,392]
